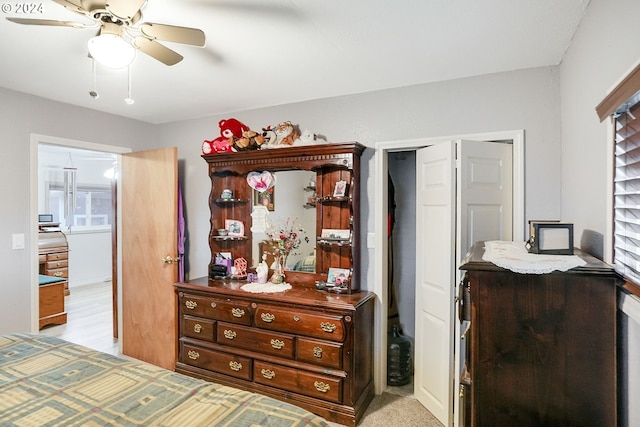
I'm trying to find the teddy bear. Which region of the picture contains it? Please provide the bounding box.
[202,118,249,154]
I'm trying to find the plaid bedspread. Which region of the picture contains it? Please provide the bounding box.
[0,333,329,427]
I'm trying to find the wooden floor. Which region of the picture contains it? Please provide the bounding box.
[39,281,119,356]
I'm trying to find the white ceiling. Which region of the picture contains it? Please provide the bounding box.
[1,0,590,124]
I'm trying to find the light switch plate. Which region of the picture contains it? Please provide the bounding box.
[12,233,25,250]
[367,232,375,249]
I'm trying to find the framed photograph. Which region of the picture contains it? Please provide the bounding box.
[327,267,350,285]
[253,187,275,211]
[321,228,351,241]
[333,180,347,197]
[225,219,245,237]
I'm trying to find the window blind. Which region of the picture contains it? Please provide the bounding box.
[614,101,640,285]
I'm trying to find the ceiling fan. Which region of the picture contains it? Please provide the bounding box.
[6,0,205,67]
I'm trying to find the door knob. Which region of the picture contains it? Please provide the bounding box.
[161,256,180,264]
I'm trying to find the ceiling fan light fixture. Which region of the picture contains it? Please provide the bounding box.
[87,34,136,69]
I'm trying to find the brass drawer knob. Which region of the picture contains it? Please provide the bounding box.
[185,300,197,310]
[229,361,243,372]
[193,323,202,333]
[187,350,200,360]
[231,308,245,318]
[210,302,217,308]
[293,315,300,322]
[270,339,285,350]
[261,312,275,323]
[223,330,237,340]
[314,381,330,393]
[313,346,323,358]
[261,369,276,379]
[320,322,337,333]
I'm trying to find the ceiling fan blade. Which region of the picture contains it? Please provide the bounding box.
[106,0,146,21]
[134,37,183,66]
[6,17,88,28]
[139,23,205,46]
[52,0,89,15]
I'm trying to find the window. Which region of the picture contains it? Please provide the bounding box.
[46,183,113,230]
[613,100,640,285]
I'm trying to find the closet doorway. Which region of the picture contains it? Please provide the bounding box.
[374,130,525,426]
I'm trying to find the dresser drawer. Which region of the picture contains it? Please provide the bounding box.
[46,259,68,270]
[254,360,342,403]
[217,322,295,359]
[46,267,68,279]
[182,315,215,341]
[47,252,68,262]
[255,305,345,341]
[181,343,252,380]
[296,337,343,369]
[180,294,252,325]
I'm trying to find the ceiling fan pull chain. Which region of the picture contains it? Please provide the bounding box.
[89,58,99,99]
[125,65,135,105]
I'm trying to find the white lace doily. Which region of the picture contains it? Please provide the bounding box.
[240,282,292,293]
[482,240,586,274]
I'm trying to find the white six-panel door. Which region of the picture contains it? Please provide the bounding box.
[415,140,512,426]
[414,141,456,425]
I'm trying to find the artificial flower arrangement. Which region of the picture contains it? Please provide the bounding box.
[263,217,310,269]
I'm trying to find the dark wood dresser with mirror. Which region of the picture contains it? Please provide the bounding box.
[175,143,375,426]
[459,242,618,427]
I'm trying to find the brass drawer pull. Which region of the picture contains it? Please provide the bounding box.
[193,323,202,333]
[210,302,217,308]
[320,322,337,333]
[231,308,245,318]
[270,339,285,350]
[261,312,275,323]
[53,272,64,277]
[313,346,323,358]
[229,361,243,372]
[223,330,237,340]
[293,315,300,322]
[261,369,276,379]
[185,300,197,310]
[314,381,330,393]
[187,350,200,360]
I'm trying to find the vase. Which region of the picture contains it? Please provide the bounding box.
[271,255,285,284]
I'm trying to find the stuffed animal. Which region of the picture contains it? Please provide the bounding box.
[274,121,300,146]
[202,118,249,154]
[231,129,266,151]
[296,129,318,145]
[260,126,278,149]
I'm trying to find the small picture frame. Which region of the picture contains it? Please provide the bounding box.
[225,219,245,237]
[253,187,275,211]
[333,180,347,197]
[321,228,351,241]
[327,268,350,286]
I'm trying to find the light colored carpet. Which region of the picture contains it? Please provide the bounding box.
[328,392,444,427]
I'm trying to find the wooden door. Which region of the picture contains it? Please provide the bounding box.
[121,147,178,370]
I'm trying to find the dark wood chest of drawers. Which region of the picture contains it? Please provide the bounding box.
[175,277,375,426]
[459,243,618,427]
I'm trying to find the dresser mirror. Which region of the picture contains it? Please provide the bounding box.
[204,142,364,291]
[250,170,317,272]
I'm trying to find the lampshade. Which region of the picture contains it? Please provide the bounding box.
[88,34,136,69]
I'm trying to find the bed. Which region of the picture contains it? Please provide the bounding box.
[0,333,330,426]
